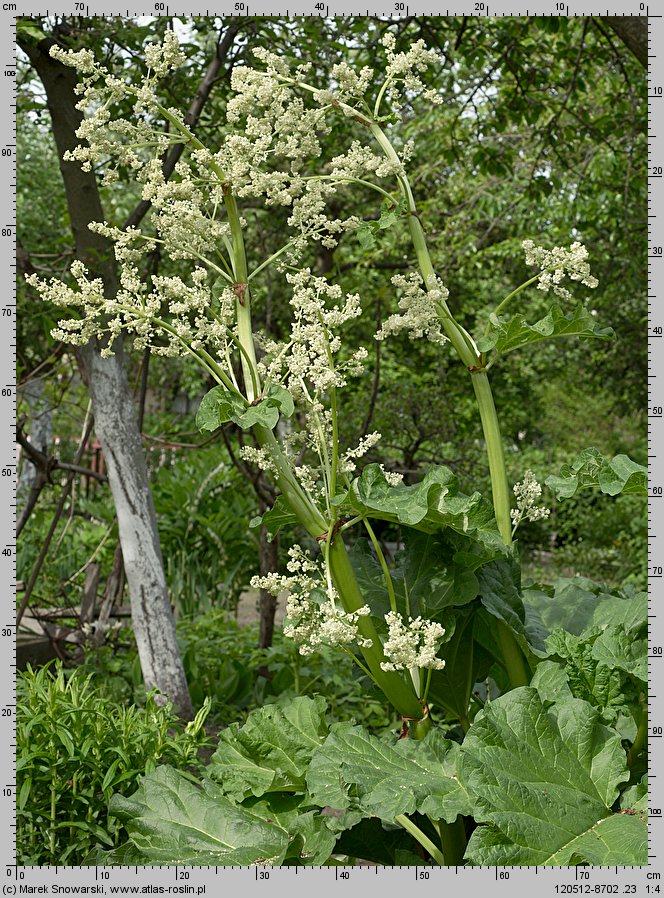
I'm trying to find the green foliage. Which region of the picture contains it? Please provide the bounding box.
[253,495,298,541]
[306,723,471,823]
[78,610,396,732]
[17,13,648,869]
[208,695,329,799]
[95,767,299,866]
[151,445,259,616]
[477,304,614,357]
[16,663,211,865]
[461,688,646,865]
[93,682,646,866]
[341,463,502,547]
[196,384,294,433]
[16,491,117,607]
[545,448,648,499]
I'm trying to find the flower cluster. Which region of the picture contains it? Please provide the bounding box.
[380,32,443,111]
[340,431,382,476]
[251,545,372,656]
[522,239,599,300]
[35,33,455,693]
[379,464,404,486]
[510,471,551,533]
[27,261,227,361]
[144,30,187,77]
[380,612,446,695]
[238,445,278,475]
[49,35,184,178]
[376,273,448,345]
[258,269,368,397]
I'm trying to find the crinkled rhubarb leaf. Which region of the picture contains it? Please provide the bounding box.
[306,723,472,823]
[106,766,291,865]
[460,688,644,865]
[208,695,329,800]
[545,447,647,499]
[342,464,502,548]
[350,530,483,625]
[523,577,647,637]
[196,383,294,433]
[476,304,613,355]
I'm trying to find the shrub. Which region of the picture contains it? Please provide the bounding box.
[16,663,210,865]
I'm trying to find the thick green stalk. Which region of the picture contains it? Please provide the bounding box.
[408,711,433,740]
[369,122,530,690]
[628,704,647,768]
[470,371,512,545]
[407,677,467,866]
[395,814,446,866]
[255,426,327,537]
[328,538,423,719]
[371,122,511,534]
[221,185,422,719]
[435,817,467,866]
[224,192,259,403]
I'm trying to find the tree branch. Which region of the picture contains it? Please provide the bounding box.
[598,16,647,68]
[123,19,242,230]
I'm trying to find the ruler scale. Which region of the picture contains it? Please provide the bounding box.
[5,5,662,892]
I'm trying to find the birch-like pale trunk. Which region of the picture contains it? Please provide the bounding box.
[80,342,193,715]
[21,27,193,717]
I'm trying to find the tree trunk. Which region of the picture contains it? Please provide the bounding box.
[258,507,280,651]
[21,28,193,717]
[599,16,647,68]
[17,377,52,512]
[79,342,192,712]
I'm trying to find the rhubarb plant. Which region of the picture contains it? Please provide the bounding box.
[29,29,648,866]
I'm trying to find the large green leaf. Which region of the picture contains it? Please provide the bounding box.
[208,695,329,799]
[538,610,646,742]
[195,385,245,432]
[106,767,291,865]
[242,794,339,865]
[427,606,480,722]
[306,723,472,823]
[472,554,546,665]
[460,688,644,865]
[522,577,647,637]
[545,448,647,499]
[621,775,648,812]
[589,626,648,684]
[349,531,482,626]
[476,304,614,355]
[250,495,298,541]
[196,383,294,433]
[341,464,502,548]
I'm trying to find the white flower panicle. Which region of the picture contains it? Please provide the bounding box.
[380,611,446,673]
[379,464,404,486]
[340,431,382,475]
[376,272,448,345]
[251,545,372,656]
[330,62,375,99]
[510,471,551,532]
[259,269,366,395]
[49,35,186,177]
[522,239,599,301]
[27,261,225,360]
[380,33,442,111]
[144,30,187,77]
[32,32,446,512]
